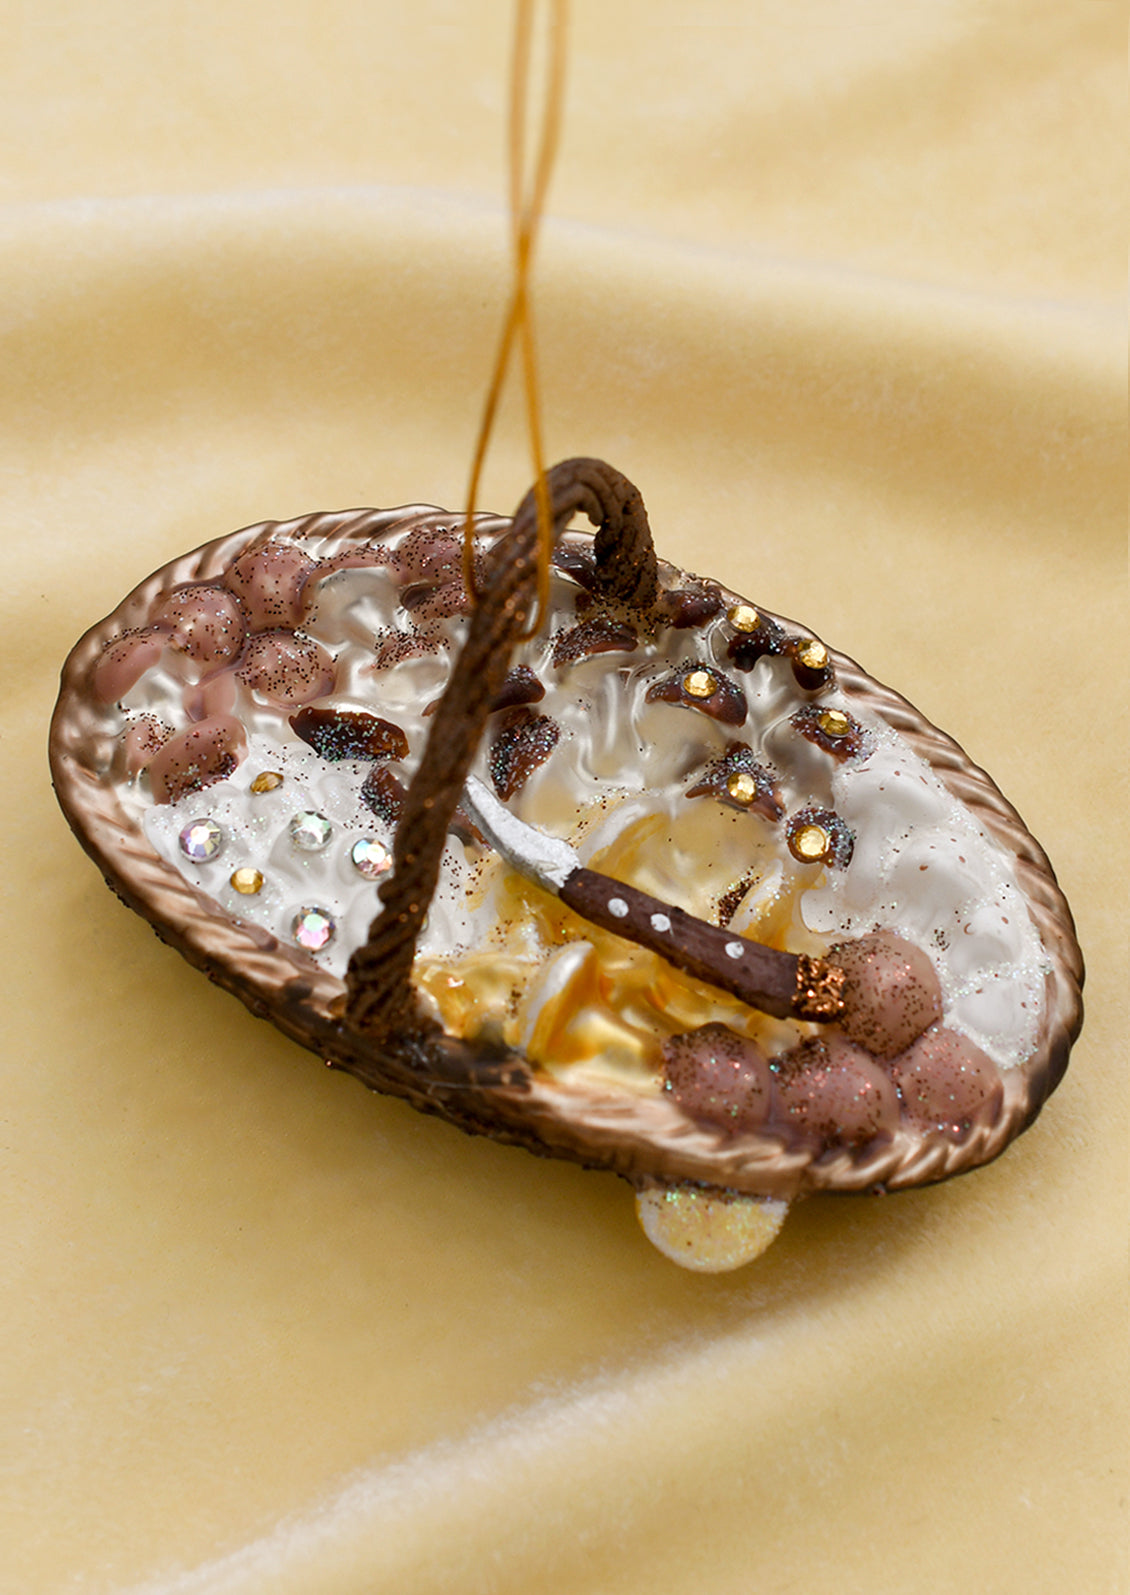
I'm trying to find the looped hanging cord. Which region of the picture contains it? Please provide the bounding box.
[462,0,568,641]
[344,5,660,1046]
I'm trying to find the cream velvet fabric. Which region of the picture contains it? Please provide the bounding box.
[4,4,1125,1591]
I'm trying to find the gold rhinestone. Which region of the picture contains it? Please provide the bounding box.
[817,708,851,737]
[250,770,284,794]
[795,637,828,670]
[230,867,265,895]
[684,669,717,699]
[727,603,760,633]
[726,771,757,804]
[793,824,830,862]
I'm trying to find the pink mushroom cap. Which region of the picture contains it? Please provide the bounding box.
[146,714,247,803]
[153,585,245,666]
[773,1035,901,1149]
[890,1027,1003,1142]
[662,1022,773,1133]
[224,544,316,630]
[831,930,943,1059]
[237,631,336,706]
[92,628,167,704]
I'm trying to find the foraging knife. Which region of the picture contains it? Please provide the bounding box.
[460,774,844,1023]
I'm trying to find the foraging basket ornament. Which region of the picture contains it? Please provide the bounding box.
[50,459,1083,1269]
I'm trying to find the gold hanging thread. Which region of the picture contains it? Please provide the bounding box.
[462,0,569,640]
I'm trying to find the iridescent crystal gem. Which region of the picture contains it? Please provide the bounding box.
[292,907,335,951]
[350,837,392,879]
[230,867,264,895]
[250,770,284,794]
[289,810,333,851]
[178,817,224,862]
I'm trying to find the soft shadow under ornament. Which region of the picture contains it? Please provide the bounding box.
[49,457,1083,1270]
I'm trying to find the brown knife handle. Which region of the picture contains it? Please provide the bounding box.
[558,867,802,1020]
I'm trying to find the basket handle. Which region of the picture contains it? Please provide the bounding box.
[344,458,658,1040]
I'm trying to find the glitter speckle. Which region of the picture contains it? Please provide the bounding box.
[289,811,333,852]
[292,907,335,951]
[178,818,224,862]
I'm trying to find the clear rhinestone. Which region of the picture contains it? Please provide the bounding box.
[292,907,335,951]
[351,837,392,879]
[178,818,224,862]
[289,810,333,851]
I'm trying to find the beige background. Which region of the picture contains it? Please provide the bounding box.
[3,3,1125,1591]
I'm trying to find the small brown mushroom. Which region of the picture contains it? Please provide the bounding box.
[290,706,409,762]
[646,664,747,726]
[791,704,870,762]
[360,766,407,824]
[551,616,638,668]
[686,741,784,821]
[490,665,546,711]
[785,807,855,869]
[488,709,561,800]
